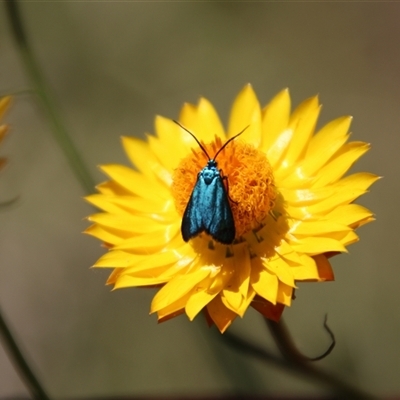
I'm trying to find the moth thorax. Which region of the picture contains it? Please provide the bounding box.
[203,165,218,184]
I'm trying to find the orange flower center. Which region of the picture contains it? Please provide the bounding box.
[171,136,276,241]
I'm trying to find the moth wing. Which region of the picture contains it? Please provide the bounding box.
[181,174,206,242]
[205,176,236,244]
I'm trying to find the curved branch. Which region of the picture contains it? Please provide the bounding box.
[224,326,375,399]
[267,314,335,362]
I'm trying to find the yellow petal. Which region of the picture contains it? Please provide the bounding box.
[149,116,190,171]
[220,291,242,316]
[179,97,225,142]
[100,164,170,199]
[94,250,143,268]
[85,194,131,215]
[286,184,370,220]
[178,102,197,126]
[185,285,219,321]
[276,282,293,306]
[106,269,122,285]
[156,301,187,321]
[114,273,171,288]
[251,258,279,305]
[264,257,296,288]
[96,180,131,196]
[251,298,285,322]
[119,264,174,280]
[281,173,378,206]
[113,222,180,252]
[278,97,321,175]
[329,230,359,246]
[326,204,374,227]
[147,135,176,173]
[289,95,318,125]
[290,220,351,236]
[88,213,167,234]
[291,174,377,219]
[228,84,262,145]
[290,254,321,281]
[267,94,321,178]
[85,194,177,222]
[313,254,334,281]
[151,267,211,313]
[290,236,347,255]
[274,238,296,257]
[337,172,380,191]
[120,247,194,276]
[280,186,336,206]
[302,116,352,175]
[120,196,175,218]
[278,123,352,189]
[265,124,295,170]
[260,88,291,152]
[122,136,172,185]
[84,224,126,245]
[234,287,256,317]
[312,142,371,187]
[221,246,251,314]
[207,295,237,333]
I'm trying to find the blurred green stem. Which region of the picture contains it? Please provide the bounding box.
[5,0,95,194]
[0,308,51,400]
[3,0,95,398]
[224,318,375,399]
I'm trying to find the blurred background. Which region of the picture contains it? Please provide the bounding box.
[0,1,397,398]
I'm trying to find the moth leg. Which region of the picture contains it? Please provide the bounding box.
[252,230,264,243]
[269,209,278,221]
[220,172,238,205]
[225,246,234,258]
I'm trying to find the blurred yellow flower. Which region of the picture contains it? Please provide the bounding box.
[0,97,11,170]
[85,85,377,332]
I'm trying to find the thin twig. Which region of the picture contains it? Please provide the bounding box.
[224,328,375,399]
[266,315,336,362]
[308,314,336,362]
[264,317,375,399]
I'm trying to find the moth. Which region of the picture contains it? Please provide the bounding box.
[174,120,247,245]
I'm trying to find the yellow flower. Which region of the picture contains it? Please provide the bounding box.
[0,96,11,170]
[85,85,377,333]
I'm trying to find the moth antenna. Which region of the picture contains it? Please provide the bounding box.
[173,120,211,160]
[213,125,249,161]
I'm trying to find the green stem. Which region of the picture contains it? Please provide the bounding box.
[0,308,51,400]
[3,1,95,397]
[223,318,376,399]
[5,0,95,194]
